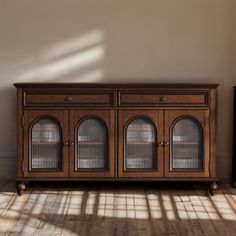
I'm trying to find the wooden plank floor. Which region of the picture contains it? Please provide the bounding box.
[1,181,236,236]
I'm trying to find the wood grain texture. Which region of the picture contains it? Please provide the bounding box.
[164,109,210,178]
[15,83,218,190]
[210,88,217,178]
[119,91,208,106]
[23,109,69,178]
[118,109,164,178]
[1,181,236,236]
[24,90,115,107]
[17,88,23,177]
[69,109,115,178]
[232,88,236,184]
[13,83,219,89]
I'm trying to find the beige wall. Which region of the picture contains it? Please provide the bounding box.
[0,0,235,179]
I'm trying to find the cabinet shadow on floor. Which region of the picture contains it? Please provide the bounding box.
[0,180,231,195]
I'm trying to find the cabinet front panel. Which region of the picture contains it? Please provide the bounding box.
[70,110,115,177]
[118,110,164,177]
[24,90,115,107]
[164,110,210,177]
[119,91,208,106]
[23,110,69,177]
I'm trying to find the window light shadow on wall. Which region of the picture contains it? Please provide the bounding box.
[17,30,105,83]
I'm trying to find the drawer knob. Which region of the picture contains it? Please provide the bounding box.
[160,96,167,102]
[66,96,73,102]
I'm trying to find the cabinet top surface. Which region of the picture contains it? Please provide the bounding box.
[14,83,219,89]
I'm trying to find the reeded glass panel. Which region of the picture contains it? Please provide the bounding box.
[172,118,203,169]
[30,118,62,169]
[125,118,156,169]
[77,118,108,169]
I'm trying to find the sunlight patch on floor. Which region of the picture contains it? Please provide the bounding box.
[85,191,97,215]
[213,194,236,221]
[147,193,162,219]
[1,184,236,235]
[162,194,176,220]
[66,191,84,216]
[97,192,150,219]
[98,192,114,217]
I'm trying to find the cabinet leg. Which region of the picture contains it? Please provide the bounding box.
[209,182,218,196]
[17,182,27,196]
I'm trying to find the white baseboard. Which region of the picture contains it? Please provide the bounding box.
[0,152,16,179]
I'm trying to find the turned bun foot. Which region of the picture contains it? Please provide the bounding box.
[209,182,218,196]
[17,182,27,196]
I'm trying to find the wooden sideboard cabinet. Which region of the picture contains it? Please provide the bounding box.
[14,83,219,195]
[233,87,236,186]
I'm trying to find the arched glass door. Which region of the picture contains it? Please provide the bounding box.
[171,118,203,169]
[30,118,62,170]
[77,118,108,169]
[125,117,157,169]
[118,110,164,177]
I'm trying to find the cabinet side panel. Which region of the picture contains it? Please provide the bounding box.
[16,88,23,178]
[233,89,236,184]
[210,88,217,177]
[118,110,124,177]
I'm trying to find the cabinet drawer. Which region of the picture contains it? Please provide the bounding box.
[24,90,115,107]
[119,91,208,106]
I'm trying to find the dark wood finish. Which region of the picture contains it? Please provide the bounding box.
[14,83,219,89]
[15,177,218,182]
[23,109,69,177]
[14,83,218,195]
[16,181,27,196]
[210,88,217,178]
[16,88,23,178]
[233,87,236,186]
[209,181,218,196]
[118,110,164,177]
[164,109,210,177]
[69,110,115,177]
[24,90,115,107]
[119,91,208,106]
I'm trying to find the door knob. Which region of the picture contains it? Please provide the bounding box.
[63,141,69,146]
[163,142,169,146]
[157,141,164,147]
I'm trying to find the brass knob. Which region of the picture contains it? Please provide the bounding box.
[163,142,169,146]
[69,141,75,146]
[160,96,167,102]
[157,141,164,147]
[66,96,72,102]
